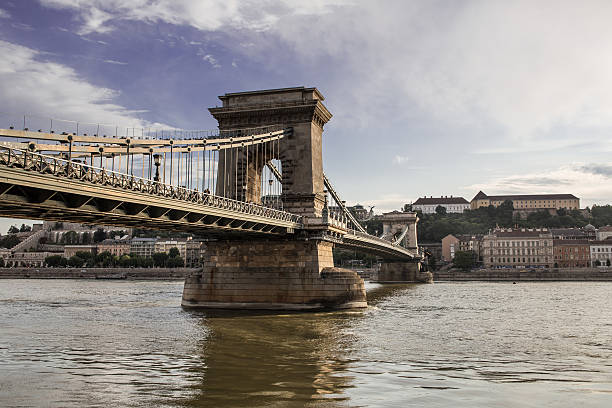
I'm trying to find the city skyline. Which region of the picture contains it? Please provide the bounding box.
[2,0,612,233]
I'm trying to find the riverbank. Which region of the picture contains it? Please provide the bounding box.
[434,267,612,281]
[0,267,198,280]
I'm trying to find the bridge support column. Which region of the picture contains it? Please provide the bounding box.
[376,261,433,283]
[182,239,367,310]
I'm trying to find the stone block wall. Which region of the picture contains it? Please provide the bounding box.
[376,261,433,283]
[182,239,367,310]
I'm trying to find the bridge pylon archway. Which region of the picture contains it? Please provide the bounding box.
[210,87,330,218]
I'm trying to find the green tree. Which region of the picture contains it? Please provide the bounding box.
[95,251,114,267]
[0,234,20,248]
[8,225,19,234]
[153,252,169,267]
[168,247,180,258]
[45,255,67,267]
[167,257,184,268]
[68,255,85,268]
[93,228,107,243]
[82,232,92,244]
[435,205,447,215]
[453,251,476,270]
[75,251,94,267]
[19,224,32,232]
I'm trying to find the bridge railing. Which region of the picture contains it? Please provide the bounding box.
[0,146,303,225]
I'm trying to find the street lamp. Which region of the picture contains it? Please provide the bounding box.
[153,154,161,182]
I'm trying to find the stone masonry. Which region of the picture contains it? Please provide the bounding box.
[182,239,366,310]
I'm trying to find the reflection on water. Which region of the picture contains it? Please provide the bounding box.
[1,280,611,407]
[183,310,356,407]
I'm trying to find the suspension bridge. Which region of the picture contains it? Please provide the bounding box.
[0,87,429,310]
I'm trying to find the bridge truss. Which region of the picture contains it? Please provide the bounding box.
[0,113,417,260]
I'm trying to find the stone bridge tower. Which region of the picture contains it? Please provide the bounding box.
[209,87,330,218]
[376,211,432,283]
[182,87,367,310]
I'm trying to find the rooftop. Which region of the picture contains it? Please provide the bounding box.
[472,191,578,201]
[489,228,551,237]
[413,196,469,205]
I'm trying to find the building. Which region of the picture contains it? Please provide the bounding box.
[154,238,203,267]
[412,196,470,214]
[482,228,553,268]
[470,191,579,211]
[328,204,372,221]
[96,238,131,257]
[64,245,97,258]
[553,239,590,268]
[596,225,612,241]
[441,234,459,262]
[5,251,55,267]
[130,238,157,258]
[456,234,483,261]
[551,227,595,241]
[590,240,612,267]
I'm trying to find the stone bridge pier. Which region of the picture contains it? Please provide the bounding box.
[182,87,366,310]
[376,211,433,283]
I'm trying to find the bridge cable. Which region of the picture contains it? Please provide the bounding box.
[392,224,410,246]
[322,173,367,233]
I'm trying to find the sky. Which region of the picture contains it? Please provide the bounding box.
[1,0,612,232]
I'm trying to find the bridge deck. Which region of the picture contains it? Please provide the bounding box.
[0,147,301,236]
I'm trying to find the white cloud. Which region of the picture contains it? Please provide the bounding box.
[103,59,127,65]
[0,40,163,130]
[0,8,10,18]
[392,155,409,165]
[197,50,221,68]
[466,163,612,207]
[43,1,612,148]
[38,0,349,35]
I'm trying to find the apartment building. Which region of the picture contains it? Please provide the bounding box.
[482,228,553,268]
[553,240,590,268]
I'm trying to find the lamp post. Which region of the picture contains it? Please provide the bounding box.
[153,154,161,182]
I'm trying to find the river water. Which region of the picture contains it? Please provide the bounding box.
[0,280,610,407]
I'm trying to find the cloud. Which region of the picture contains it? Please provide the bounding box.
[38,0,348,34]
[578,164,612,177]
[35,1,612,148]
[466,163,612,206]
[103,59,127,65]
[392,155,409,165]
[197,50,221,68]
[0,40,164,130]
[0,8,9,18]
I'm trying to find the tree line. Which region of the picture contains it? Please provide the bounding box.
[44,247,185,268]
